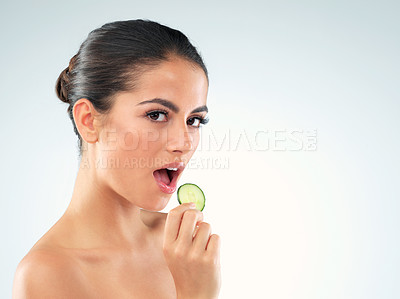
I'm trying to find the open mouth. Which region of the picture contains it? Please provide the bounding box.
[153,168,179,185]
[152,162,185,193]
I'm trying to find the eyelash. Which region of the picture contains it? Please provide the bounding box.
[145,109,209,128]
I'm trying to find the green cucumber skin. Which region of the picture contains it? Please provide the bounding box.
[177,183,205,211]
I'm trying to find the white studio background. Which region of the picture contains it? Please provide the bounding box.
[1,1,399,298]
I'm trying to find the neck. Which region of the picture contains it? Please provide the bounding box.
[62,154,150,250]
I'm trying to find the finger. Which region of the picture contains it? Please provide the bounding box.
[193,222,212,252]
[192,224,200,239]
[164,203,197,245]
[206,234,221,255]
[177,208,204,244]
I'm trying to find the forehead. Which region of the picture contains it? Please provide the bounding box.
[132,57,209,106]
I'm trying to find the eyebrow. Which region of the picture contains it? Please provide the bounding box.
[136,98,208,114]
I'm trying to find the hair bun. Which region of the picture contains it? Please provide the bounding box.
[55,54,77,104]
[55,66,70,104]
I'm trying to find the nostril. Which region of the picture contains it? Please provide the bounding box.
[166,138,193,153]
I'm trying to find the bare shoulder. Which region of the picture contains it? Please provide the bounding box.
[12,248,89,299]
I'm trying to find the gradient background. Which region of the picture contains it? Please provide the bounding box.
[1,0,399,298]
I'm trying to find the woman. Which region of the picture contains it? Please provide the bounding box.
[12,19,221,299]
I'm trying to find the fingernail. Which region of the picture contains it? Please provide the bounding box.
[189,203,196,208]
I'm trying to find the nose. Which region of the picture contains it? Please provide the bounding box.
[165,122,195,154]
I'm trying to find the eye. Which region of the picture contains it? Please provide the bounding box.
[146,110,168,122]
[187,117,200,127]
[187,116,209,128]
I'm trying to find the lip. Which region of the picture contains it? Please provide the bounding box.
[153,161,185,194]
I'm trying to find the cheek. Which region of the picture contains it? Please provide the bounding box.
[111,126,165,169]
[104,123,163,154]
[138,127,164,153]
[193,132,200,148]
[122,131,137,148]
[188,130,201,152]
[96,128,161,198]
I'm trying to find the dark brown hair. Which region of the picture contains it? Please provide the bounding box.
[55,19,208,153]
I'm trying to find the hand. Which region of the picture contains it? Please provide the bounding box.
[163,203,221,299]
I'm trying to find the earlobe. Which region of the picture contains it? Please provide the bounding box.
[72,98,99,144]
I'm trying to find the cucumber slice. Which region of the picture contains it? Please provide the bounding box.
[177,183,205,211]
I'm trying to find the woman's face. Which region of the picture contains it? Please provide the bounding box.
[94,57,209,211]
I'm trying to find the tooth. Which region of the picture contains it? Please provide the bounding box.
[166,167,178,171]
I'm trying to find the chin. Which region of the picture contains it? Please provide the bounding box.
[142,196,170,212]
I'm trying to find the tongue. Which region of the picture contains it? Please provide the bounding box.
[154,169,171,185]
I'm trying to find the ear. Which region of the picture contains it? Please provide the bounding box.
[72,98,99,144]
